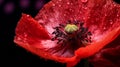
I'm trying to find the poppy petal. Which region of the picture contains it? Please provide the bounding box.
[35,0,120,37]
[85,0,120,35]
[35,0,87,34]
[75,27,120,58]
[15,13,50,40]
[14,13,75,63]
[88,35,120,67]
[65,27,120,67]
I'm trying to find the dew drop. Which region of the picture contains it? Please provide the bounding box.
[52,3,55,6]
[67,2,70,5]
[59,0,62,2]
[103,27,106,30]
[117,14,119,17]
[84,7,88,9]
[44,53,47,56]
[83,17,86,20]
[58,5,61,7]
[104,14,107,17]
[71,3,73,6]
[81,0,88,3]
[110,22,113,24]
[24,33,28,37]
[23,38,27,43]
[87,16,90,19]
[104,5,107,8]
[17,37,22,41]
[113,4,116,7]
[64,14,66,16]
[27,15,30,17]
[22,33,28,43]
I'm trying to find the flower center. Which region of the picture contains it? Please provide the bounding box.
[51,20,92,47]
[64,24,78,33]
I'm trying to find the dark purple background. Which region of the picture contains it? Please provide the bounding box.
[0,0,67,67]
[1,0,66,67]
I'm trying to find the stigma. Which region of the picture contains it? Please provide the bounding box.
[64,24,78,33]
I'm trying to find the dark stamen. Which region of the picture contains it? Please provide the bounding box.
[51,20,92,46]
[59,24,65,27]
[80,22,84,27]
[74,20,79,25]
[67,20,72,24]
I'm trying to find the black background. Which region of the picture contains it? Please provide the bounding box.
[1,0,66,67]
[0,0,63,67]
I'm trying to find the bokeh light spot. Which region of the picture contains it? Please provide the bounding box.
[35,0,45,10]
[20,0,30,9]
[4,2,14,14]
[0,0,3,6]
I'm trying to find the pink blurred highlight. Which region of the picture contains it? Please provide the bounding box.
[0,0,3,5]
[20,0,30,8]
[4,2,14,14]
[35,0,45,10]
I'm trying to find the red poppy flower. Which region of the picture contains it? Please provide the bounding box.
[14,0,120,67]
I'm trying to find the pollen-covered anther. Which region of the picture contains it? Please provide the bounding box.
[51,20,92,46]
[64,24,78,33]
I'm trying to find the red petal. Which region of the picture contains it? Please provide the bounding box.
[75,27,120,58]
[15,13,50,40]
[85,0,120,34]
[35,0,87,34]
[14,13,52,58]
[14,13,74,64]
[88,35,120,67]
[35,0,120,37]
[66,27,120,67]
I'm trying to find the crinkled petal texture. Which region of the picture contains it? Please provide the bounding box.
[14,0,120,67]
[89,35,120,67]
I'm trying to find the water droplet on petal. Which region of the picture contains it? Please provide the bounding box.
[24,33,27,37]
[23,33,27,43]
[59,0,62,2]
[17,37,22,41]
[52,3,55,6]
[103,27,106,30]
[81,0,88,3]
[67,2,70,5]
[44,53,47,56]
[113,4,116,7]
[110,22,113,24]
[87,16,90,19]
[104,14,107,17]
[83,17,86,20]
[58,5,61,7]
[64,14,66,16]
[117,14,119,17]
[27,15,30,17]
[84,7,88,9]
